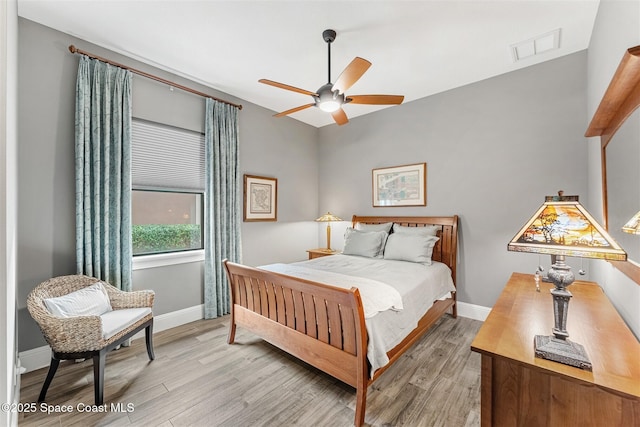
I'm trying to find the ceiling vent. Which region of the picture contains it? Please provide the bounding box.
[510,28,561,62]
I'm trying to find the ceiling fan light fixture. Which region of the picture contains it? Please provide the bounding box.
[318,99,342,112]
[316,83,343,112]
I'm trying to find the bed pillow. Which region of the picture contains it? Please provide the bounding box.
[383,233,439,265]
[355,222,393,234]
[392,223,439,236]
[343,228,388,258]
[44,282,113,318]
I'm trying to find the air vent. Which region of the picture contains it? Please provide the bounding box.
[510,29,561,62]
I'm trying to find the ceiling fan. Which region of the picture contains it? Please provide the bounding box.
[259,29,404,126]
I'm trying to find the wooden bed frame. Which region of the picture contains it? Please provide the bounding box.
[223,215,458,426]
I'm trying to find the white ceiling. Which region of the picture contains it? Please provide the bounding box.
[17,0,600,128]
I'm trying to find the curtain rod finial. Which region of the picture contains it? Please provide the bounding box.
[69,45,77,54]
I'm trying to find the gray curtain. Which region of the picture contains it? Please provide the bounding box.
[75,55,133,291]
[204,98,242,318]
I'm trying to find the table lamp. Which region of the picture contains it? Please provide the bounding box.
[623,211,640,234]
[315,212,342,251]
[508,191,626,370]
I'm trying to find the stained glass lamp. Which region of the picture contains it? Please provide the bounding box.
[622,211,640,234]
[508,192,626,370]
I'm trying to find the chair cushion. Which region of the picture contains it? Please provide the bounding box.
[43,282,112,318]
[100,307,152,339]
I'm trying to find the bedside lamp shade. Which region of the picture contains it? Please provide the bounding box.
[508,192,626,371]
[508,198,627,261]
[622,211,640,234]
[316,212,342,251]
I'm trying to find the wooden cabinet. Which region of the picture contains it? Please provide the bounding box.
[471,272,640,426]
[306,248,339,259]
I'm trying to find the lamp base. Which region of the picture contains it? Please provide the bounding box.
[534,335,592,371]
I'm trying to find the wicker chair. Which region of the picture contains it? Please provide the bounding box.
[27,275,155,405]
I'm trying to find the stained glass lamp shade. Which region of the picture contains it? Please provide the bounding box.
[508,200,627,261]
[508,195,626,370]
[622,211,640,234]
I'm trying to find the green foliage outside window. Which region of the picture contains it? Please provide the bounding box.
[132,224,202,255]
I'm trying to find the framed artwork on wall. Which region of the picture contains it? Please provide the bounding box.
[243,174,277,221]
[372,162,426,207]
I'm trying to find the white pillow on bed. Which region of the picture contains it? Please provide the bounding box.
[343,228,388,258]
[383,233,439,265]
[355,222,393,233]
[392,223,439,236]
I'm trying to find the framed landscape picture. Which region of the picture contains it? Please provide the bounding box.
[243,174,277,221]
[372,163,426,207]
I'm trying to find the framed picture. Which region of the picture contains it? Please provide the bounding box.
[243,174,277,221]
[372,163,426,207]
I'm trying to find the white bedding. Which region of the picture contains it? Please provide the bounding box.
[259,254,455,375]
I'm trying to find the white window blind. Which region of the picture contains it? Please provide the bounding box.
[131,119,205,191]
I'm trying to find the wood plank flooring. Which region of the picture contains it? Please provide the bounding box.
[19,314,482,426]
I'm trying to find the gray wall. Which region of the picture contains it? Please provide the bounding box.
[318,52,588,308]
[586,0,640,338]
[17,18,319,351]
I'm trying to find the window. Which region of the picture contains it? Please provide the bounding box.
[132,190,203,255]
[131,119,205,257]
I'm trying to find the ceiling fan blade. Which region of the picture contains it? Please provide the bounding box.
[347,94,405,105]
[332,57,372,94]
[331,108,349,125]
[259,79,318,97]
[274,103,315,117]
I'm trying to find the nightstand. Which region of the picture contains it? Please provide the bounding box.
[306,248,339,259]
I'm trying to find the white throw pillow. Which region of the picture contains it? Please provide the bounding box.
[44,282,113,318]
[383,233,439,265]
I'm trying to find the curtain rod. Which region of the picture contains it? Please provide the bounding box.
[68,45,243,110]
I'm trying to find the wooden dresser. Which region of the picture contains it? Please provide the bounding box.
[471,272,640,426]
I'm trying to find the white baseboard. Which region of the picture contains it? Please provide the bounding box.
[18,345,51,375]
[457,301,491,322]
[19,304,205,374]
[130,304,204,340]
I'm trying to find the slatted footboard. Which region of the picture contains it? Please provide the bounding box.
[223,261,370,425]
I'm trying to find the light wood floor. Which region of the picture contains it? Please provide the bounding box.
[19,314,482,426]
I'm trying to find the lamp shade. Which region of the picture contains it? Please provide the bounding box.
[622,211,640,235]
[508,199,626,261]
[315,212,342,222]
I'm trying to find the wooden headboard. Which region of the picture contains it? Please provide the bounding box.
[352,215,459,287]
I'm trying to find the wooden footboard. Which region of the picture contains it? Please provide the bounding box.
[223,260,370,425]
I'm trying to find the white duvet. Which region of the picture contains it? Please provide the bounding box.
[259,254,456,375]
